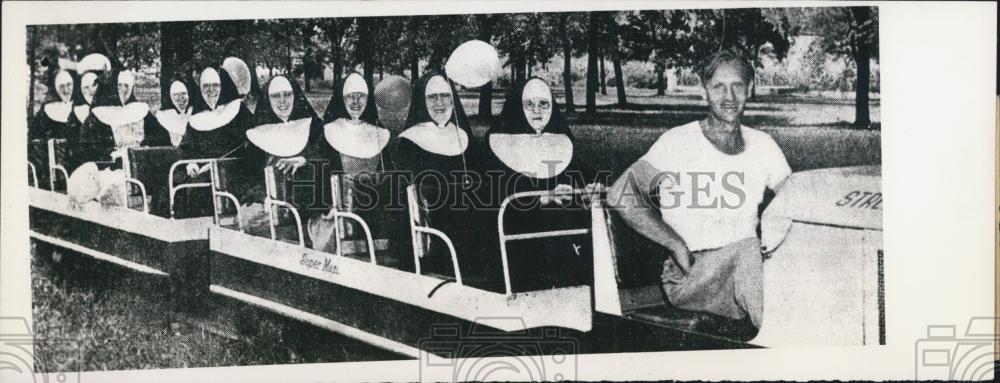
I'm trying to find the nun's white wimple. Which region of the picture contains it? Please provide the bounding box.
[425,75,452,96]
[522,78,552,103]
[200,68,221,85]
[268,76,293,95]
[170,80,187,96]
[342,73,368,97]
[55,71,73,89]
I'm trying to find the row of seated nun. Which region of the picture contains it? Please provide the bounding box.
[35,60,592,292]
[242,71,593,292]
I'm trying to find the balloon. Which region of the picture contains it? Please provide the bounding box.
[67,162,101,206]
[77,53,112,73]
[445,40,501,88]
[374,75,412,132]
[223,57,253,96]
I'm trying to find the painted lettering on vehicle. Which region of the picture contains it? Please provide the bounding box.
[300,252,339,275]
[835,191,882,210]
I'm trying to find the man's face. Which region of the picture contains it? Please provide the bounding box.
[171,89,189,112]
[345,92,367,121]
[703,62,750,124]
[270,89,294,121]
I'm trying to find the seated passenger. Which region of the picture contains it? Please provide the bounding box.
[309,73,394,255]
[69,70,162,172]
[236,75,325,239]
[483,77,594,291]
[31,69,77,142]
[174,66,252,218]
[63,71,100,141]
[154,74,196,147]
[607,50,791,327]
[395,72,488,281]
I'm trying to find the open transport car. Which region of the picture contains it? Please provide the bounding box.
[29,141,883,356]
[28,139,218,300]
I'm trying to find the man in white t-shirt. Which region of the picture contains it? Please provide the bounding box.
[608,49,791,327]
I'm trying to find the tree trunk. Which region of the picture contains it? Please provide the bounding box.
[28,27,36,117]
[160,21,195,108]
[408,18,420,85]
[851,8,872,128]
[607,16,627,106]
[303,47,312,92]
[558,14,575,113]
[656,66,665,96]
[359,18,374,84]
[599,54,607,95]
[476,15,494,119]
[585,13,599,115]
[330,29,343,91]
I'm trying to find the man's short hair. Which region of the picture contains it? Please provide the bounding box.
[698,49,755,86]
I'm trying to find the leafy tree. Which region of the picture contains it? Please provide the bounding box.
[806,7,878,127]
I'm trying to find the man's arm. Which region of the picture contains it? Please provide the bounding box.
[607,159,693,274]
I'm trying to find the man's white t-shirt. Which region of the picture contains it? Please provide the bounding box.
[640,121,791,251]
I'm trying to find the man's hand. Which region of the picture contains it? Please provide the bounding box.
[275,156,307,176]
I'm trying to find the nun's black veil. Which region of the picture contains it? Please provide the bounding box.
[252,75,319,126]
[159,71,198,112]
[489,77,573,139]
[404,71,472,137]
[322,73,379,126]
[90,70,135,108]
[73,70,100,107]
[44,69,78,104]
[190,66,240,114]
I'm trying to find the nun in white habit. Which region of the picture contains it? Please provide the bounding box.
[153,75,196,146]
[31,69,76,141]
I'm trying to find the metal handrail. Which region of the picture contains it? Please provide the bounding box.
[27,162,38,188]
[47,139,69,192]
[496,188,594,296]
[264,166,304,247]
[119,152,149,213]
[168,158,216,219]
[210,160,243,231]
[327,175,377,264]
[406,184,463,285]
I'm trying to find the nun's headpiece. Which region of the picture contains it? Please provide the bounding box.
[159,71,198,112]
[322,72,378,125]
[490,77,572,138]
[45,69,78,103]
[253,75,317,126]
[191,65,240,114]
[404,71,470,132]
[91,70,137,107]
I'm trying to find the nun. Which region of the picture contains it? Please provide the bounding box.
[65,71,101,139]
[395,72,489,282]
[483,77,594,291]
[236,75,325,238]
[308,72,393,255]
[69,70,161,171]
[31,69,77,141]
[177,66,253,176]
[153,74,196,147]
